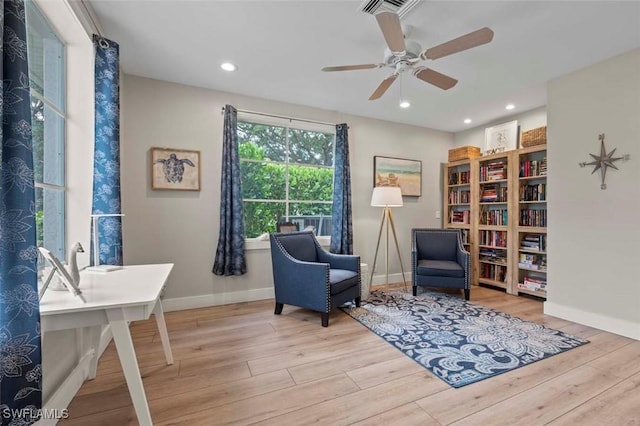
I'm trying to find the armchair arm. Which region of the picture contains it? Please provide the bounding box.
[456,245,471,290]
[317,249,360,271]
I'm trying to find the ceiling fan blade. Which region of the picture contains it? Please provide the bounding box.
[321,64,383,72]
[414,67,458,90]
[369,75,398,100]
[375,12,406,53]
[422,27,494,60]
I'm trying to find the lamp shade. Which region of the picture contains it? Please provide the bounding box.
[371,186,403,207]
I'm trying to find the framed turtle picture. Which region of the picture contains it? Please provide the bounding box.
[151,147,201,190]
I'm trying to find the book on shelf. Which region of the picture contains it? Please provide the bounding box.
[520,158,547,178]
[450,210,470,224]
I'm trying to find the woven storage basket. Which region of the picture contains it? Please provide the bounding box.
[448,146,481,162]
[521,126,547,147]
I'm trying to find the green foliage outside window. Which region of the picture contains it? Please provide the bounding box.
[238,121,334,238]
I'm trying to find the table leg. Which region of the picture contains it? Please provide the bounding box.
[106,308,153,426]
[87,326,103,380]
[152,298,174,365]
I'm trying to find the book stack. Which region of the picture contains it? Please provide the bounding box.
[480,162,507,182]
[518,277,547,293]
[480,248,507,264]
[481,185,508,202]
[480,264,507,282]
[520,234,546,251]
[519,253,546,270]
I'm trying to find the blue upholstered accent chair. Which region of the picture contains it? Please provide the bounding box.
[269,231,361,327]
[412,228,470,300]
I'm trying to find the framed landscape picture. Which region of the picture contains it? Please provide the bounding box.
[484,120,518,155]
[151,147,201,190]
[373,156,422,197]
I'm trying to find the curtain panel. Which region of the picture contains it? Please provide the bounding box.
[90,35,123,265]
[213,105,247,275]
[0,1,43,423]
[330,123,353,255]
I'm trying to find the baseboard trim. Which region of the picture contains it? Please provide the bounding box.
[544,301,640,340]
[162,287,275,312]
[370,272,409,286]
[161,274,412,313]
[38,351,93,425]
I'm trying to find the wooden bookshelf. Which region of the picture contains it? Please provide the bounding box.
[443,144,547,298]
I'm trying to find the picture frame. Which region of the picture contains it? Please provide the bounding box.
[483,120,519,155]
[151,147,201,191]
[373,156,422,197]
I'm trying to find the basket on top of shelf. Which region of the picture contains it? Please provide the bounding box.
[521,126,547,147]
[448,146,481,162]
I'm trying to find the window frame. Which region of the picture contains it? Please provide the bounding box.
[27,0,67,260]
[237,113,335,250]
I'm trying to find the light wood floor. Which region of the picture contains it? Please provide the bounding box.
[60,285,640,425]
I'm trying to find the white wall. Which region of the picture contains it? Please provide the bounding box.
[544,49,640,340]
[454,106,548,149]
[120,75,453,308]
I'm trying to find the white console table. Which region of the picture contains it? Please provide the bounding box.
[40,263,175,426]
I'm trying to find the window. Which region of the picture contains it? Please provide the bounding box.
[238,117,335,238]
[26,0,66,260]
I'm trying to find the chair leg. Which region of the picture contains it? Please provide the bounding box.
[274,303,283,315]
[464,289,470,301]
[321,313,329,327]
[355,296,361,307]
[412,286,417,297]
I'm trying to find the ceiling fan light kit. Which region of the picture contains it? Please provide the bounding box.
[322,11,494,102]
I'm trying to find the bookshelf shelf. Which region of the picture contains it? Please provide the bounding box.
[478,278,507,289]
[519,175,547,181]
[443,143,547,298]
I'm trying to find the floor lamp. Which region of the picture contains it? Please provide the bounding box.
[369,186,408,291]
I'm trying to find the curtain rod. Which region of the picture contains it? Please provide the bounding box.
[221,107,339,128]
[80,0,104,39]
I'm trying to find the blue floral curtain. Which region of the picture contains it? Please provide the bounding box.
[91,35,122,265]
[213,105,247,275]
[330,123,353,254]
[0,0,43,422]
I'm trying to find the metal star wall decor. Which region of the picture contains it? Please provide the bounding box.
[579,134,630,189]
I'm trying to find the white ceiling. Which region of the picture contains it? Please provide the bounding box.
[88,1,640,133]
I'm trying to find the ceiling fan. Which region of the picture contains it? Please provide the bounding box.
[322,12,494,101]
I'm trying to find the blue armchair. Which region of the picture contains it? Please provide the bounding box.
[269,231,361,327]
[412,228,470,300]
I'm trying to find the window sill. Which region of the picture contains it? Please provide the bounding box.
[245,236,331,251]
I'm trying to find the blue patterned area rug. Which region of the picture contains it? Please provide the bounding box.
[341,290,588,388]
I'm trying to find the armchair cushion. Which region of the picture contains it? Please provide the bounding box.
[276,232,318,262]
[329,269,359,295]
[416,259,464,278]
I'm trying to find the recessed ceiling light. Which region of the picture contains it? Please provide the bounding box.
[220,62,237,72]
[505,104,515,110]
[464,118,472,124]
[399,100,411,109]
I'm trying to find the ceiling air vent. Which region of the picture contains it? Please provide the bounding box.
[359,0,421,18]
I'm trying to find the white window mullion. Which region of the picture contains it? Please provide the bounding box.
[285,124,290,220]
